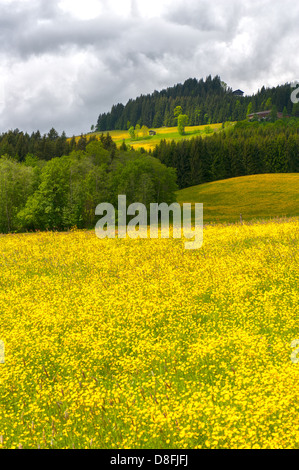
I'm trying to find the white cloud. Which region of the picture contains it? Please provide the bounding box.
[58,0,104,20]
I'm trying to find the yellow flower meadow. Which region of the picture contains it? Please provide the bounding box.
[0,218,299,449]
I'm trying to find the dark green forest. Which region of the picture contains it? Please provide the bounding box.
[152,119,299,189]
[0,127,117,162]
[0,137,177,234]
[96,75,299,131]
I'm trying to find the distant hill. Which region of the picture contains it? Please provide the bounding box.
[95,75,299,131]
[87,123,224,152]
[153,119,299,189]
[176,174,299,223]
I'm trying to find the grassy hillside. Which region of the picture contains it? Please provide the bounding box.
[176,174,299,223]
[82,123,224,151]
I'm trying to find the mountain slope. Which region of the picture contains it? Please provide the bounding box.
[95,75,298,131]
[176,174,299,223]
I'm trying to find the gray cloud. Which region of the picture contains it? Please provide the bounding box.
[0,2,125,58]
[165,0,245,34]
[0,0,299,136]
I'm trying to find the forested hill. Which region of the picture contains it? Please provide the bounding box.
[96,75,299,131]
[152,119,299,189]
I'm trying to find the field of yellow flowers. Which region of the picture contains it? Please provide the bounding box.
[0,218,299,449]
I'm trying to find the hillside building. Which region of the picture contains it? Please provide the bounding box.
[232,89,244,97]
[247,110,287,121]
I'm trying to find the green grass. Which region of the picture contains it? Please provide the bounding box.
[84,123,225,151]
[176,174,299,224]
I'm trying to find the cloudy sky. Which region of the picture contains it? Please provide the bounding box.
[0,0,299,136]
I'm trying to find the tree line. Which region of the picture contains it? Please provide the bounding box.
[151,119,299,189]
[0,140,177,234]
[95,75,299,131]
[0,127,118,162]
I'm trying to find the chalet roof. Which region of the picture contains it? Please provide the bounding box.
[248,110,286,119]
[248,110,271,116]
